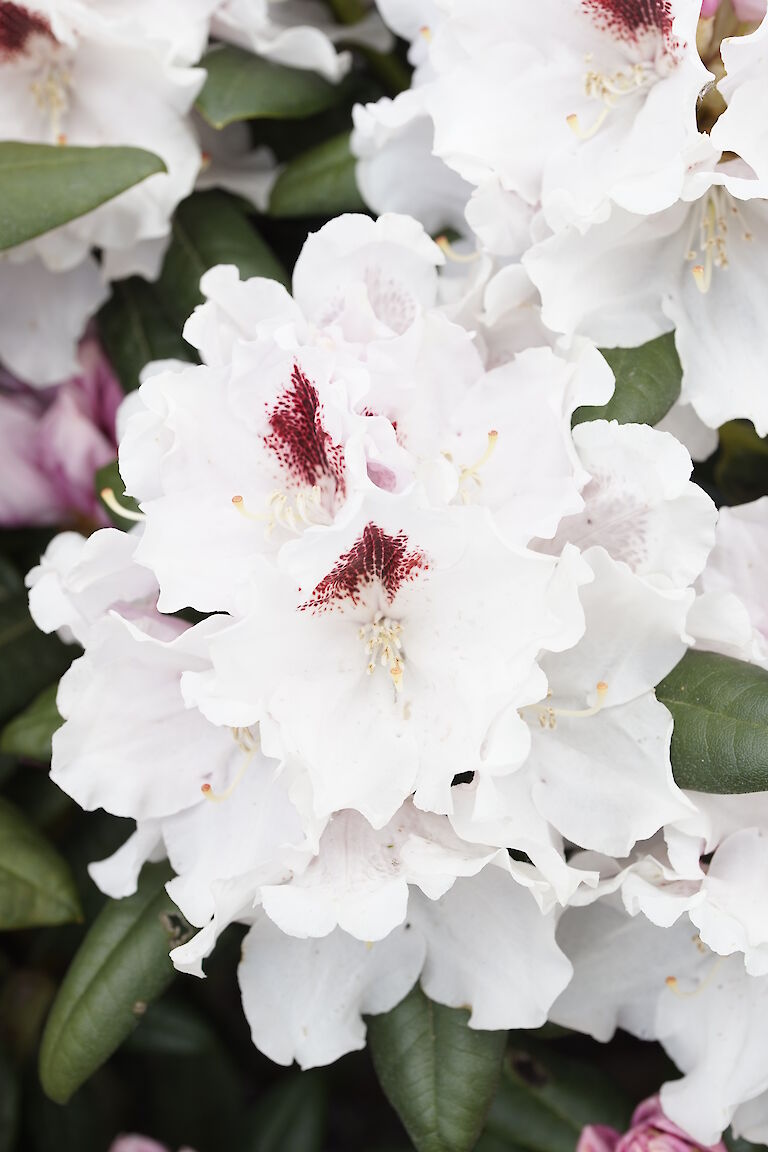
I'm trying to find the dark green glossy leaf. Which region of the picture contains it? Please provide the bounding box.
[197,46,345,128]
[0,796,82,930]
[269,132,365,218]
[367,985,507,1152]
[1,683,60,763]
[39,862,191,1103]
[573,333,681,428]
[98,277,195,393]
[157,190,288,330]
[0,592,72,726]
[0,142,165,250]
[657,650,768,793]
[476,1043,631,1152]
[244,1073,327,1152]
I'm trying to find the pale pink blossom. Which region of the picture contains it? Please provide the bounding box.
[108,1137,197,1152]
[578,1095,728,1152]
[0,338,121,527]
[700,0,765,18]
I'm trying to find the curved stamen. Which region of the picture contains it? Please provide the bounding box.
[100,488,145,523]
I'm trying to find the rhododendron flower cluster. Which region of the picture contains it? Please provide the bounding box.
[6,0,768,1147]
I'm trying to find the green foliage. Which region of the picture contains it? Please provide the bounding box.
[477,1041,631,1152]
[1,685,61,764]
[657,650,768,793]
[0,797,82,931]
[269,132,366,218]
[367,985,507,1152]
[244,1073,327,1152]
[0,142,165,251]
[98,190,286,392]
[38,863,190,1104]
[0,594,72,728]
[197,46,348,127]
[98,277,195,394]
[573,333,681,428]
[157,190,288,330]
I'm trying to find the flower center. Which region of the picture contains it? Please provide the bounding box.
[568,57,657,140]
[359,612,404,692]
[685,189,753,294]
[231,486,331,536]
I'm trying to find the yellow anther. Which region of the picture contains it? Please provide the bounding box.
[536,681,608,730]
[360,613,405,693]
[457,431,499,501]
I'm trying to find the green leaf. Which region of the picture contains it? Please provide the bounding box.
[657,650,768,793]
[477,1042,632,1152]
[573,333,681,428]
[367,985,507,1152]
[1,683,61,763]
[0,1043,19,1152]
[0,593,72,726]
[157,190,288,331]
[0,796,82,930]
[39,862,191,1104]
[0,142,165,251]
[245,1073,327,1152]
[269,132,366,218]
[197,45,345,128]
[98,277,195,393]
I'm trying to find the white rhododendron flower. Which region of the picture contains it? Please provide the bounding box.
[525,162,768,434]
[423,0,712,229]
[0,0,205,383]
[12,0,768,1123]
[211,0,392,82]
[552,895,768,1145]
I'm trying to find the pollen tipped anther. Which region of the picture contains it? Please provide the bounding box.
[537,681,609,729]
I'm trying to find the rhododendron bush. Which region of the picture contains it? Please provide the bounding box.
[2,1,768,1150]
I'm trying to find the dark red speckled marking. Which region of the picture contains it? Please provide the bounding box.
[301,523,428,612]
[0,2,52,56]
[265,364,346,496]
[582,0,674,41]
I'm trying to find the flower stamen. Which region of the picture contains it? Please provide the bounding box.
[536,681,609,730]
[359,612,404,693]
[100,487,145,522]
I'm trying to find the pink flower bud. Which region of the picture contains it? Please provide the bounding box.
[108,1139,170,1152]
[108,1138,198,1152]
[733,0,766,19]
[699,0,765,17]
[578,1096,728,1152]
[0,337,122,528]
